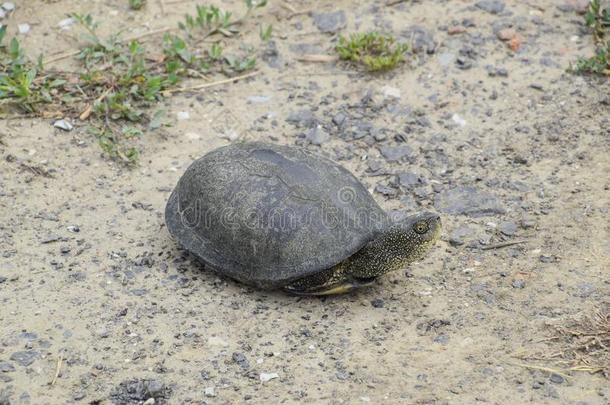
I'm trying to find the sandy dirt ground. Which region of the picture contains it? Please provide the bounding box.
[1,0,609,404]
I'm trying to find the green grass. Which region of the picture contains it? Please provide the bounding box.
[336,32,409,72]
[571,41,610,75]
[0,1,270,165]
[571,0,610,76]
[129,0,146,10]
[585,0,610,43]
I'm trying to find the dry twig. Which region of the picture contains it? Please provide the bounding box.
[51,354,63,386]
[168,70,260,94]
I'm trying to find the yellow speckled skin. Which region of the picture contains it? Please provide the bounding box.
[284,212,441,295]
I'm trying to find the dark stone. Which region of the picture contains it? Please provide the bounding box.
[412,186,430,199]
[289,43,323,55]
[488,67,508,77]
[434,334,449,345]
[575,282,595,298]
[499,221,517,236]
[130,289,147,296]
[134,255,154,267]
[549,373,564,384]
[0,388,11,405]
[305,126,330,145]
[374,184,398,198]
[110,379,171,405]
[312,11,346,33]
[475,0,506,14]
[41,234,61,244]
[262,40,282,69]
[544,383,560,399]
[512,279,526,289]
[10,351,39,367]
[379,145,413,162]
[73,391,86,400]
[435,187,506,217]
[232,352,250,370]
[286,109,317,128]
[397,172,425,189]
[332,112,347,127]
[417,319,450,333]
[370,298,384,308]
[18,332,37,340]
[0,362,15,373]
[456,56,472,69]
[0,277,6,284]
[401,26,436,54]
[449,226,473,246]
[367,159,381,172]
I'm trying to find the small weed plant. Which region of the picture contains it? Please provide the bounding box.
[571,0,610,75]
[336,32,409,71]
[0,1,270,164]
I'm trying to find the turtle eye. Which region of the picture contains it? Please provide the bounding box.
[414,221,429,234]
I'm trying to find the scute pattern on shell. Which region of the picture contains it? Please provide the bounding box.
[165,142,390,289]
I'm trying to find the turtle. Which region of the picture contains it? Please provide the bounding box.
[165,141,441,295]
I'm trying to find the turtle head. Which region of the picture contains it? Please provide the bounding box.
[391,211,442,264]
[283,212,441,296]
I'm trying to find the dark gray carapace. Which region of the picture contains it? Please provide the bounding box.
[165,142,441,294]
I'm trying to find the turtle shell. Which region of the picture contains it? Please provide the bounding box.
[165,142,390,289]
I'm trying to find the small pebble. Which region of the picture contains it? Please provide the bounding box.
[18,23,30,34]
[177,111,190,120]
[58,18,74,29]
[512,279,526,289]
[305,125,329,146]
[370,298,384,308]
[549,374,564,384]
[499,221,517,236]
[10,351,39,367]
[246,95,270,104]
[260,372,279,383]
[475,0,505,14]
[451,113,467,127]
[53,119,73,131]
[497,28,516,41]
[332,112,347,127]
[381,86,401,99]
[2,2,15,11]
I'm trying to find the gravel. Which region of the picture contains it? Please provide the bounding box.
[475,0,505,14]
[435,186,506,217]
[305,126,330,145]
[370,298,384,308]
[260,372,279,383]
[53,119,73,131]
[379,145,414,162]
[449,226,473,246]
[312,11,346,33]
[286,109,317,128]
[232,352,250,370]
[9,351,39,367]
[109,379,171,405]
[401,26,436,54]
